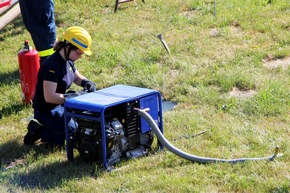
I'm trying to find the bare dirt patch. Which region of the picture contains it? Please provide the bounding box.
[229,87,256,99]
[263,56,290,70]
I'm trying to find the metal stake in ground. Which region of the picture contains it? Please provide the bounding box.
[157,34,170,54]
[157,0,184,54]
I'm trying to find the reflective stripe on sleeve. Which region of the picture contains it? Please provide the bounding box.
[38,48,54,57]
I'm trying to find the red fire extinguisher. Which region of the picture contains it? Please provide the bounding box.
[18,40,40,105]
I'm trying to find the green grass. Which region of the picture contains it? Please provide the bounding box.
[0,0,289,192]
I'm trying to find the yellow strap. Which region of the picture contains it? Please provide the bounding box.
[38,48,54,57]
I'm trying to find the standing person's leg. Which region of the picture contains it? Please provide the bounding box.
[19,0,56,64]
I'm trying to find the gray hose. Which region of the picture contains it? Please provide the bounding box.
[134,108,282,164]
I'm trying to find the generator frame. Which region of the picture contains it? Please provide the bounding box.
[64,84,163,169]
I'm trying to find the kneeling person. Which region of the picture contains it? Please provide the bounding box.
[24,26,96,147]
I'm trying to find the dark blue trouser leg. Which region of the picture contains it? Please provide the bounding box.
[34,105,77,147]
[19,0,56,61]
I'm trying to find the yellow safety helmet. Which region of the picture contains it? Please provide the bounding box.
[62,26,92,56]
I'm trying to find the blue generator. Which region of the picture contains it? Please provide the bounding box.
[64,84,163,169]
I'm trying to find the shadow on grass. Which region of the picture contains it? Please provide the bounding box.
[0,103,26,117]
[0,70,20,86]
[0,17,24,42]
[0,138,52,167]
[14,157,102,189]
[0,68,28,119]
[1,138,104,190]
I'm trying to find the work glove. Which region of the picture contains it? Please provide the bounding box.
[81,79,96,92]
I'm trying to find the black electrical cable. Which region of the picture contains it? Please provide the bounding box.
[133,108,282,164]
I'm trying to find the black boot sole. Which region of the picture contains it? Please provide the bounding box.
[24,119,43,145]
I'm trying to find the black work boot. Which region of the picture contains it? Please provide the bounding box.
[24,119,43,145]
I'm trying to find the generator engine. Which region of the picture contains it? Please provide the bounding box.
[64,85,163,169]
[77,118,127,164]
[75,114,154,165]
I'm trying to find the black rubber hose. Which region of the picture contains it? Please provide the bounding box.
[134,108,282,164]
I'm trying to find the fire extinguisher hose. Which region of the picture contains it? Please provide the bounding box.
[133,108,283,164]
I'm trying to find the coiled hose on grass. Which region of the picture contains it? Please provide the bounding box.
[133,108,283,164]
